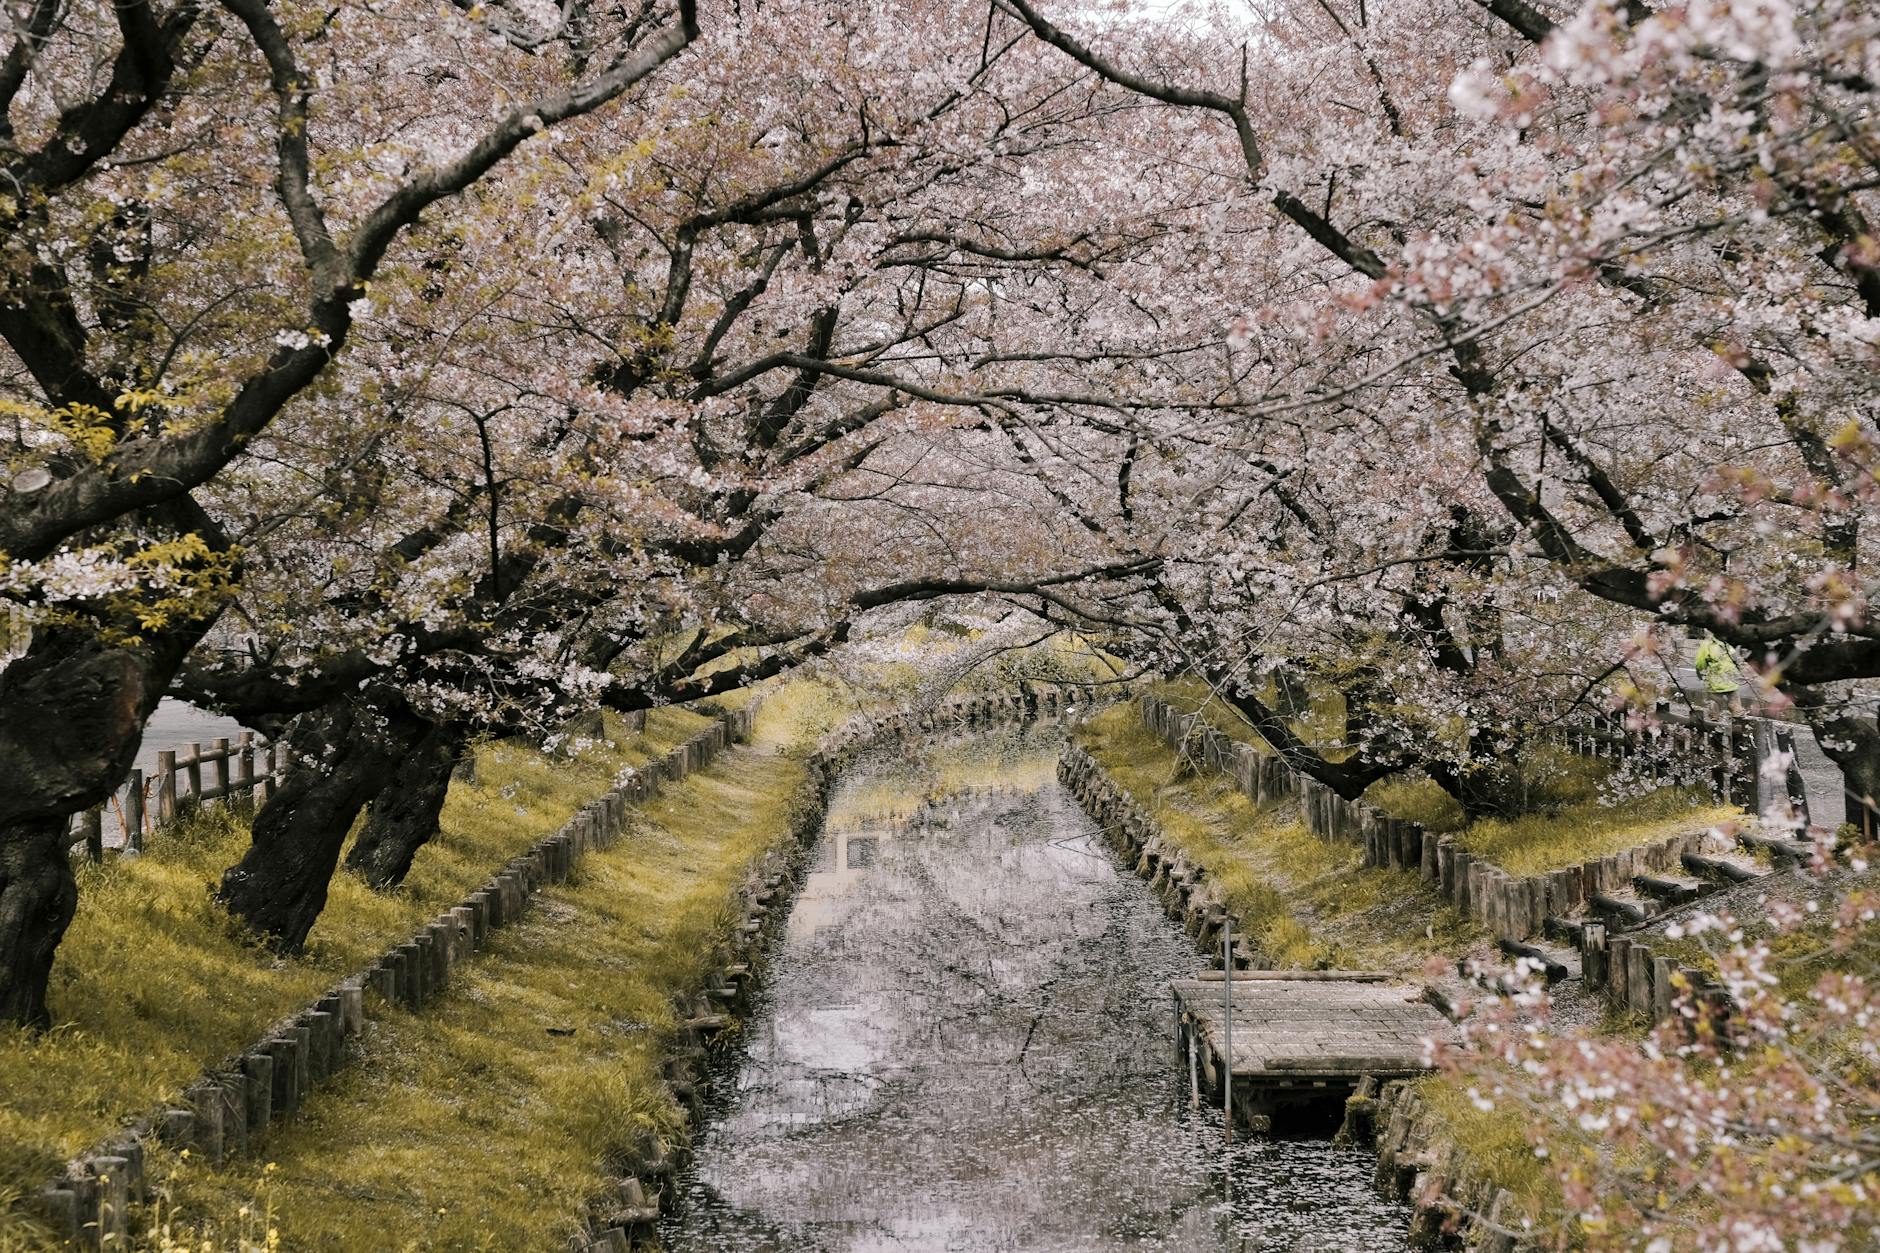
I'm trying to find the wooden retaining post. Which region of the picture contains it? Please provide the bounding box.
[266,1036,299,1116]
[82,808,103,863]
[243,1052,274,1141]
[1608,936,1631,1008]
[124,770,144,853]
[212,737,231,799]
[88,1155,130,1247]
[185,742,203,804]
[1628,943,1653,1015]
[1652,955,1677,1021]
[238,732,256,801]
[1581,923,1607,988]
[157,750,177,822]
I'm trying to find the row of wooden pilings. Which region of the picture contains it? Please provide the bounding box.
[1057,744,1249,968]
[813,686,1077,771]
[38,705,758,1250]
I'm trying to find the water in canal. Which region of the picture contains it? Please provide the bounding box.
[662,722,1412,1252]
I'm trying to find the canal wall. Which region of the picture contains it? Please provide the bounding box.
[35,707,758,1251]
[1057,743,1248,967]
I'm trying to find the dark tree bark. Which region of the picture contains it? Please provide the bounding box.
[0,817,78,1029]
[0,624,195,1025]
[1425,755,1526,823]
[217,695,425,950]
[345,722,466,889]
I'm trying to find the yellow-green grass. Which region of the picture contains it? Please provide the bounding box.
[1158,675,1741,879]
[144,713,816,1252]
[1411,1075,1564,1225]
[1365,749,1739,878]
[1075,703,1478,974]
[1456,789,1738,878]
[1150,676,1350,759]
[0,709,712,1220]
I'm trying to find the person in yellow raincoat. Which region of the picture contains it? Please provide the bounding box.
[1694,630,1742,709]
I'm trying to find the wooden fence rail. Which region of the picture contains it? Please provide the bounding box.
[65,732,286,861]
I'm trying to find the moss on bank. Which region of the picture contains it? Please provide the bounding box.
[147,706,816,1251]
[1074,703,1477,973]
[0,709,712,1220]
[1409,1075,1563,1224]
[1154,675,1739,877]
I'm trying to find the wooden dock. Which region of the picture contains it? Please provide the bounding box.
[1172,972,1455,1130]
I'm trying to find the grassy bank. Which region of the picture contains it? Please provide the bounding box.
[1075,702,1477,973]
[145,703,817,1251]
[0,709,713,1220]
[1151,678,1739,877]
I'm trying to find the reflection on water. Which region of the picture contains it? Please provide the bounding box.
[662,724,1412,1252]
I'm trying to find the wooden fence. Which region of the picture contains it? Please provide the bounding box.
[65,733,286,861]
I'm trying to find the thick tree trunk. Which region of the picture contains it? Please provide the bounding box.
[345,722,464,889]
[0,817,77,1028]
[1426,753,1527,823]
[0,625,196,1025]
[217,696,424,950]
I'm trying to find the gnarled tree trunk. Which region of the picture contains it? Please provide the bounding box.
[217,694,425,950]
[0,625,192,1025]
[345,722,465,889]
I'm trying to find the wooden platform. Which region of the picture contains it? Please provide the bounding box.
[1171,972,1455,1128]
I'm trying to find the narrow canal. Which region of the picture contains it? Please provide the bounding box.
[662,722,1412,1252]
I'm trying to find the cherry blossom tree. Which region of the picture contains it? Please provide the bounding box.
[0,0,700,1024]
[999,0,1877,823]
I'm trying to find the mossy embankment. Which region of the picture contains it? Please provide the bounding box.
[1073,702,1477,973]
[1152,679,1741,876]
[0,709,714,1224]
[141,702,819,1251]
